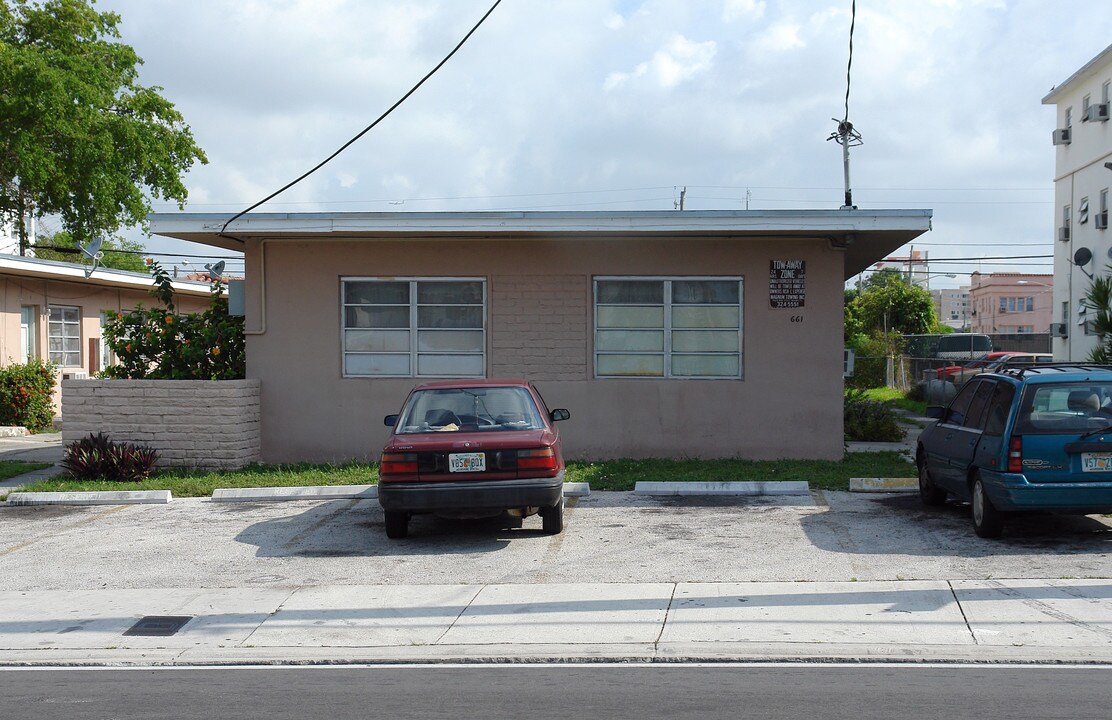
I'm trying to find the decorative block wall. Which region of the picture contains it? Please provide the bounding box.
[60,379,261,470]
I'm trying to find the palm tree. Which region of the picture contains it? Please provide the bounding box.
[1085,270,1112,363]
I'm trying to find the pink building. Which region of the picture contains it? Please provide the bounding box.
[968,272,1054,335]
[150,210,932,463]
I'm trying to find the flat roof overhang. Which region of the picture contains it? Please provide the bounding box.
[0,255,215,297]
[150,209,932,280]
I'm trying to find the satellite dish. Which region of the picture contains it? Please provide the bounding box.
[1073,247,1095,280]
[204,260,226,282]
[79,237,105,278]
[80,237,103,260]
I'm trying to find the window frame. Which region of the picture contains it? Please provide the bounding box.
[19,305,38,363]
[593,276,744,380]
[47,304,81,368]
[340,277,487,379]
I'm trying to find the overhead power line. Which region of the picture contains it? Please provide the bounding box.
[219,0,504,240]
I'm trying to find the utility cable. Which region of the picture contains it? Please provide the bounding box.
[219,0,504,240]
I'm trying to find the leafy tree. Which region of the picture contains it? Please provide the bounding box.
[31,230,148,272]
[1085,269,1112,363]
[0,0,207,254]
[101,261,245,380]
[851,274,937,337]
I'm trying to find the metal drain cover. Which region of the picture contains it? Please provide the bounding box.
[124,615,194,637]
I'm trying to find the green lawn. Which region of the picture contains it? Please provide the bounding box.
[859,387,928,417]
[0,461,52,481]
[8,453,914,497]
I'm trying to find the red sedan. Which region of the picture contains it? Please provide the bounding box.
[378,379,570,539]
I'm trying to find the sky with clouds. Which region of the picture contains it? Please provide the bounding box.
[29,0,1112,282]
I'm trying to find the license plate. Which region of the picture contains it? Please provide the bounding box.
[449,452,485,473]
[1082,452,1112,472]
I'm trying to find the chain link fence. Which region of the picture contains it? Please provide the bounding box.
[847,333,1053,408]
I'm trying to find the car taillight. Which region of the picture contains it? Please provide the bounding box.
[516,447,557,471]
[1007,437,1023,473]
[380,452,418,475]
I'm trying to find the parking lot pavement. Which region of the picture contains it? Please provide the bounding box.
[3,491,1111,665]
[2,491,1111,591]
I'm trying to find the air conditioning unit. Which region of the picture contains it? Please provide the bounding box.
[1058,226,1071,241]
[1050,323,1068,338]
[843,348,855,378]
[1052,128,1072,145]
[1097,212,1109,230]
[61,371,88,380]
[1084,103,1111,122]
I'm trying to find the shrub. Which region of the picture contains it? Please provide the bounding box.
[0,358,58,432]
[62,432,159,482]
[101,260,245,380]
[844,389,905,442]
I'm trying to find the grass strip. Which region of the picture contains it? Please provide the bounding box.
[565,452,913,492]
[859,387,929,417]
[9,453,914,498]
[0,461,52,481]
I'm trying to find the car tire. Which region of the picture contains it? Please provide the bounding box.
[540,498,563,535]
[971,476,1004,538]
[384,511,409,539]
[917,452,947,507]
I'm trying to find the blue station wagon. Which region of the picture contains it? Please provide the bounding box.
[916,364,1112,537]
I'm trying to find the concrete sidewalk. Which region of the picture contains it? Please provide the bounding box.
[0,431,63,490]
[2,579,1110,667]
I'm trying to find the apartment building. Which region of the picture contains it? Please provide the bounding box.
[1043,43,1112,360]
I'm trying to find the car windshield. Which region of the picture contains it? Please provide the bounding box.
[395,386,546,434]
[1015,381,1112,435]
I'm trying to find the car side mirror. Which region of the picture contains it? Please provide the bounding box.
[550,408,570,422]
[384,414,398,427]
[925,406,944,419]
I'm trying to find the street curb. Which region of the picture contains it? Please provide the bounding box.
[211,482,593,502]
[634,481,810,496]
[4,641,1112,667]
[849,477,918,493]
[5,490,172,506]
[212,485,378,502]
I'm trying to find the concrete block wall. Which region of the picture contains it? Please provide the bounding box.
[490,274,587,380]
[60,379,261,470]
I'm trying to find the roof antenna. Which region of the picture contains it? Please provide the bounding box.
[826,0,861,210]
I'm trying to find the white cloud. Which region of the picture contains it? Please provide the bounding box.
[86,0,1112,279]
[605,34,718,91]
[723,0,766,23]
[755,22,805,52]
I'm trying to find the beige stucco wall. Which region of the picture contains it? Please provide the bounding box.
[0,274,211,411]
[243,235,846,463]
[61,379,260,469]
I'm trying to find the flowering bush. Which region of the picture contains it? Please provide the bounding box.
[0,357,58,432]
[101,261,244,380]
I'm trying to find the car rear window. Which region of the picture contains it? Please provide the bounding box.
[395,386,546,434]
[1015,382,1112,434]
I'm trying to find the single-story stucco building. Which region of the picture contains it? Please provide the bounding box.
[0,254,214,410]
[149,209,932,463]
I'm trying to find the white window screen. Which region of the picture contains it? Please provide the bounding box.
[48,305,81,367]
[594,278,742,378]
[342,279,485,377]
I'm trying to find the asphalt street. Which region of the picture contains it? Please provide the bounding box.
[3,665,1112,720]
